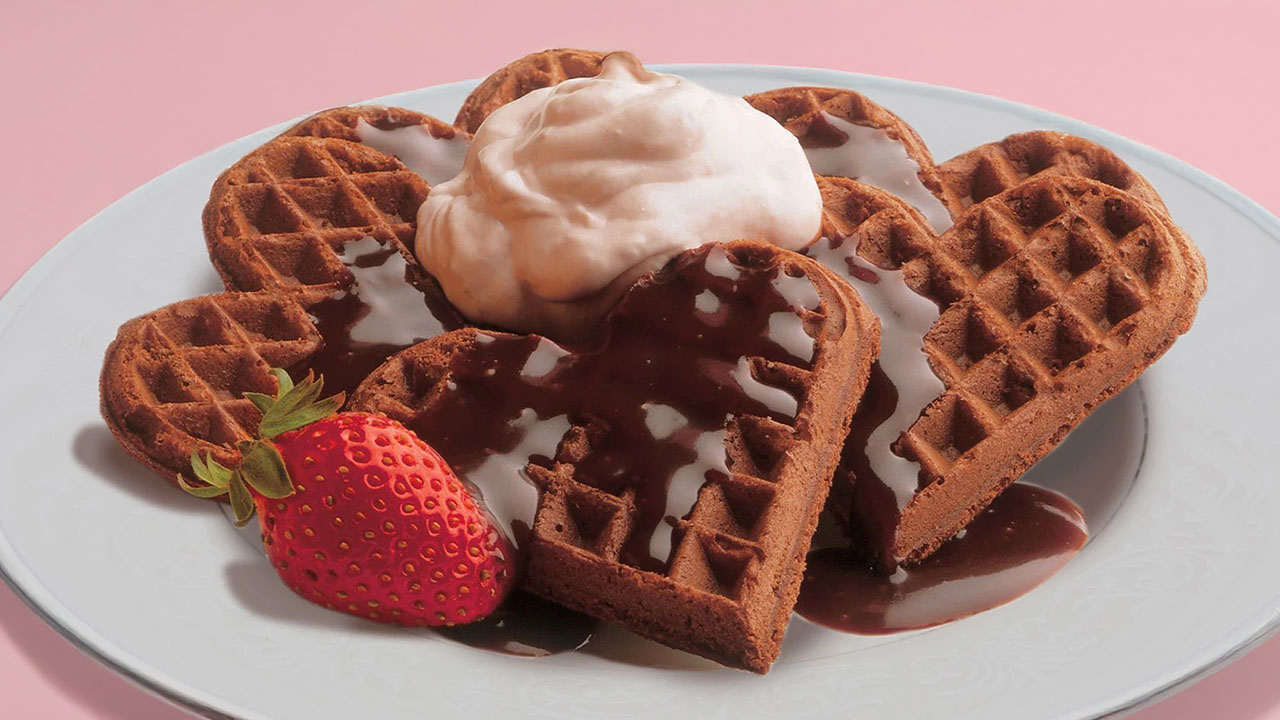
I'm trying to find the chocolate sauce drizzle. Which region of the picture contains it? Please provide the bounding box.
[304,236,457,394]
[833,363,915,560]
[806,233,948,568]
[408,244,815,573]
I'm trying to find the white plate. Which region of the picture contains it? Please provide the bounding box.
[0,64,1272,720]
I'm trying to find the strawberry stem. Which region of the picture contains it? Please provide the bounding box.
[251,370,345,439]
[179,367,345,522]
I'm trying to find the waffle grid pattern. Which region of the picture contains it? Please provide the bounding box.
[527,252,824,594]
[903,179,1169,457]
[102,293,319,480]
[204,133,428,299]
[935,130,1167,215]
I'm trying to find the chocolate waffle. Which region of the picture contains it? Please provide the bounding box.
[284,105,460,143]
[933,130,1203,296]
[934,130,1166,215]
[454,48,606,133]
[203,110,434,300]
[104,108,466,491]
[749,84,1205,567]
[746,86,937,188]
[349,241,880,672]
[101,291,322,486]
[816,174,1205,568]
[746,86,954,233]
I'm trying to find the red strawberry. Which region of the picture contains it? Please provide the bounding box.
[180,369,515,626]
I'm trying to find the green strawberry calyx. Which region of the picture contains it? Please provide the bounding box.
[177,368,345,526]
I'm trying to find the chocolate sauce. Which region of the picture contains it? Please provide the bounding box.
[806,234,945,567]
[803,113,953,232]
[834,363,915,566]
[304,236,457,394]
[409,245,814,573]
[354,119,470,186]
[436,590,599,657]
[795,483,1086,634]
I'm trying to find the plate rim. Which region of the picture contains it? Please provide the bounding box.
[0,62,1275,720]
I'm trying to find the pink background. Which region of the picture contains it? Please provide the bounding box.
[1,0,1274,716]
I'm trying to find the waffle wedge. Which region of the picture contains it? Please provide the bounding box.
[350,241,880,672]
[203,109,440,300]
[817,174,1205,567]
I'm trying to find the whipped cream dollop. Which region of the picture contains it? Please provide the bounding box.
[415,52,823,340]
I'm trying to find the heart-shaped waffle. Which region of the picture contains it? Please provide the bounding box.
[817,175,1204,567]
[349,241,879,671]
[102,292,324,482]
[740,85,1204,567]
[742,85,1198,566]
[202,106,460,303]
[104,107,468,489]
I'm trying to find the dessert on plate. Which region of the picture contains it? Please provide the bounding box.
[99,48,1205,672]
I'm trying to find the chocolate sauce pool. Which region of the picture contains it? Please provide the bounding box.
[436,590,598,656]
[796,483,1087,634]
